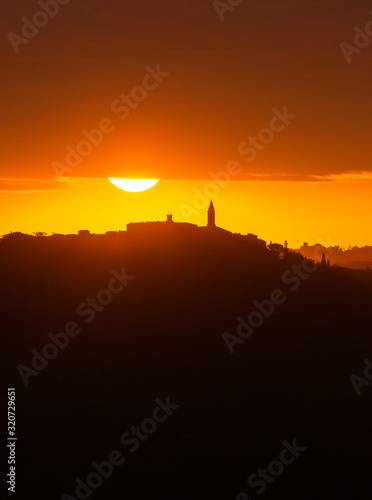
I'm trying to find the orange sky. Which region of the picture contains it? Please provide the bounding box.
[2,0,372,246]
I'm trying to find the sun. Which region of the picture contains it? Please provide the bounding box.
[109,178,159,193]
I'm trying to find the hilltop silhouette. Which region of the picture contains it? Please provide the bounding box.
[294,242,372,270]
[3,204,372,499]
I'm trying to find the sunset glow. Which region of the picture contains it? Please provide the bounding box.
[4,2,372,497]
[109,178,159,193]
[2,1,372,247]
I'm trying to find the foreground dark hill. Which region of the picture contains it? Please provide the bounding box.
[2,233,372,499]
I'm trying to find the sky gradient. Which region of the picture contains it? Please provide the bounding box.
[1,0,372,246]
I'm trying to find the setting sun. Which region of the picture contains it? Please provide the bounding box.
[108,178,159,193]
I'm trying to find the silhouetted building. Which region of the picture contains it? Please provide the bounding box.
[321,252,327,266]
[127,213,198,236]
[126,202,268,251]
[207,201,215,228]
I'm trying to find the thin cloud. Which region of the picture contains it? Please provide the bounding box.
[234,171,372,183]
[0,177,106,193]
[2,171,372,193]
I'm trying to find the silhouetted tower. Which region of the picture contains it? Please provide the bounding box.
[321,252,327,266]
[208,201,215,228]
[284,240,288,249]
[167,214,173,223]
